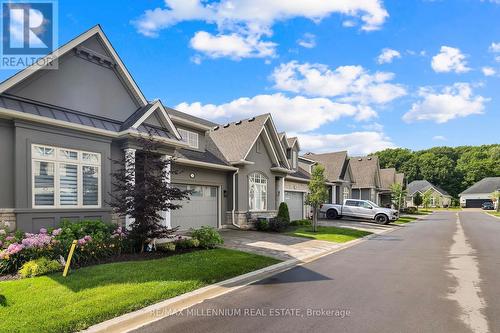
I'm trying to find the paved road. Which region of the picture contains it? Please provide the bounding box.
[134,211,500,333]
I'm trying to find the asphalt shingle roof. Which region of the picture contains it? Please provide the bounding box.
[175,148,230,166]
[460,177,500,195]
[349,156,380,188]
[208,114,270,163]
[289,167,311,180]
[302,151,348,182]
[380,168,397,190]
[407,180,450,196]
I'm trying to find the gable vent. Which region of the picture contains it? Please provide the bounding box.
[223,123,230,128]
[248,117,255,122]
[235,120,242,125]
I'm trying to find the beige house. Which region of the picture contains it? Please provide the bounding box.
[406,180,452,208]
[379,168,405,207]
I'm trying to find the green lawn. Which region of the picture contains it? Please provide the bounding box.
[286,226,372,243]
[0,249,279,333]
[487,211,500,217]
[394,216,418,225]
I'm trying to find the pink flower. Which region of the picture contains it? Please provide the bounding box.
[21,232,52,249]
[6,243,24,255]
[84,235,92,242]
[5,236,14,242]
[52,228,62,236]
[39,228,47,234]
[77,238,86,246]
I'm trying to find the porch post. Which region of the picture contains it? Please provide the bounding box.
[161,155,172,229]
[124,148,136,229]
[278,177,285,204]
[332,185,336,204]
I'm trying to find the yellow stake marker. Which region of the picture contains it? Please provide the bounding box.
[63,240,78,277]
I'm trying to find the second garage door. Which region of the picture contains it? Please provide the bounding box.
[285,191,304,221]
[171,184,218,229]
[465,199,492,208]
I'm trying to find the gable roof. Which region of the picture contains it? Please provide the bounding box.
[286,137,300,150]
[0,25,147,106]
[166,107,218,130]
[407,180,450,196]
[208,114,290,168]
[288,166,311,181]
[349,156,380,188]
[303,151,348,182]
[380,168,397,190]
[396,173,405,186]
[460,177,500,195]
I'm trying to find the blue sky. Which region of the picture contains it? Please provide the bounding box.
[1,0,499,155]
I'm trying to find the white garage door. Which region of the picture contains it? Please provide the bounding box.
[171,184,218,229]
[285,191,304,221]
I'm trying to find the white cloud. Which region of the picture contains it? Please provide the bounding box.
[271,61,407,105]
[431,46,470,73]
[482,67,496,76]
[377,48,401,64]
[362,122,384,132]
[342,20,357,28]
[297,33,316,49]
[432,135,447,141]
[403,83,488,123]
[296,132,395,155]
[190,31,276,59]
[176,93,376,133]
[133,0,389,59]
[489,42,500,53]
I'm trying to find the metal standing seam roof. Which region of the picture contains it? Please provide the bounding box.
[460,177,500,195]
[165,107,219,128]
[0,94,175,139]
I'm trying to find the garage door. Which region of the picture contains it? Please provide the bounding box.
[465,199,492,208]
[285,191,304,221]
[171,184,218,229]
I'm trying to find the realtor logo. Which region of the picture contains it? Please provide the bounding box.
[1,0,58,69]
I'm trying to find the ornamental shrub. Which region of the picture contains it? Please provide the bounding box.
[190,226,224,249]
[268,217,289,232]
[175,238,200,249]
[18,257,61,278]
[157,242,176,252]
[277,202,290,223]
[255,218,269,231]
[290,219,311,227]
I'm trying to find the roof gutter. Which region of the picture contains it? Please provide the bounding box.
[175,158,238,171]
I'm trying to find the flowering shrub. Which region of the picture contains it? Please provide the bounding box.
[0,221,129,275]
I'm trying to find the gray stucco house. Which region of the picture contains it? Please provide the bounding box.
[0,25,299,232]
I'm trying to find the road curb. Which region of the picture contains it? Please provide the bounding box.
[82,224,402,333]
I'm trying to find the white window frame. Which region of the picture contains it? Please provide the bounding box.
[178,128,199,149]
[31,144,101,209]
[343,187,350,202]
[248,172,268,211]
[292,150,298,169]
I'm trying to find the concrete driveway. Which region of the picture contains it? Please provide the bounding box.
[220,218,400,261]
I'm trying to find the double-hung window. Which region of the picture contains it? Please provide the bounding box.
[249,172,267,211]
[178,129,199,149]
[32,144,101,208]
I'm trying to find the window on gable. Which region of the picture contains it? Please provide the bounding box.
[178,129,199,149]
[32,144,101,208]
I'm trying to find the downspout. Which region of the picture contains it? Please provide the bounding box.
[231,169,242,229]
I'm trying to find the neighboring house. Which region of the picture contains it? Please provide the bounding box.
[459,177,500,208]
[406,180,452,208]
[208,114,292,228]
[379,168,405,207]
[302,151,354,205]
[349,156,382,204]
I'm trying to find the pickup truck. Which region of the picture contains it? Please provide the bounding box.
[319,199,399,225]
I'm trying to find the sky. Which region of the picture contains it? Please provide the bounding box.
[1,0,499,155]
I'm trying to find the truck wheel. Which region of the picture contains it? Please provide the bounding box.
[326,209,338,220]
[375,214,389,225]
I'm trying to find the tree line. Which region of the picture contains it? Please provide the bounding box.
[373,145,500,198]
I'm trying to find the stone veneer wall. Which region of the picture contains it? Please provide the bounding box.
[0,209,16,232]
[225,210,278,229]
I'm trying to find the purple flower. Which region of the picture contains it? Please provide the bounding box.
[39,228,47,234]
[21,233,52,249]
[77,238,86,246]
[5,236,14,242]
[52,228,62,236]
[84,235,92,242]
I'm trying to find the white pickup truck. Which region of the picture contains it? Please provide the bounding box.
[320,199,399,225]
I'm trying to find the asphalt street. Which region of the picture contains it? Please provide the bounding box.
[134,211,500,333]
